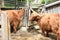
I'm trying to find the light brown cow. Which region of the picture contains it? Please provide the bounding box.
[29,11,60,40]
[2,9,25,33]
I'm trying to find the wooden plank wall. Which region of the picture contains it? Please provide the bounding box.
[46,4,60,13]
[1,11,11,40]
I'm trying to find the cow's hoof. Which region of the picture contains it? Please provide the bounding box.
[13,31,16,33]
[45,35,49,37]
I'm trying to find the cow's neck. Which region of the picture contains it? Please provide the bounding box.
[36,19,40,25]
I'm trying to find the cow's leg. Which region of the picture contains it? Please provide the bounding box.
[54,33,59,40]
[41,29,45,36]
[46,31,49,37]
[13,26,16,33]
[10,22,14,33]
[13,21,19,33]
[13,23,16,33]
[11,26,14,33]
[52,27,59,40]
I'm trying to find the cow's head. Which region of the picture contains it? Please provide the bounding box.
[15,8,25,20]
[18,8,25,16]
[29,11,43,21]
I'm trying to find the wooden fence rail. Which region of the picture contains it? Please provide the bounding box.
[1,11,11,40]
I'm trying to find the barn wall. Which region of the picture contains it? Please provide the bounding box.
[46,3,60,13]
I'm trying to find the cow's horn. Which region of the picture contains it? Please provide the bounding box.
[37,13,40,16]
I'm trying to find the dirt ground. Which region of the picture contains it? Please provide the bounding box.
[0,31,55,40]
[0,26,55,40]
[10,29,55,40]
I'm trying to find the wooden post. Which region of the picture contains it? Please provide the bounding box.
[1,0,4,7]
[1,11,11,40]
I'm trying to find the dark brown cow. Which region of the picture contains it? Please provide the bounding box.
[2,9,25,33]
[29,11,60,40]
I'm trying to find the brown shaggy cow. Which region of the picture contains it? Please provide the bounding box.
[29,11,60,40]
[2,9,25,33]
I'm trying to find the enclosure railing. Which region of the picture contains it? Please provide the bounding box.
[0,1,26,8]
[45,0,60,5]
